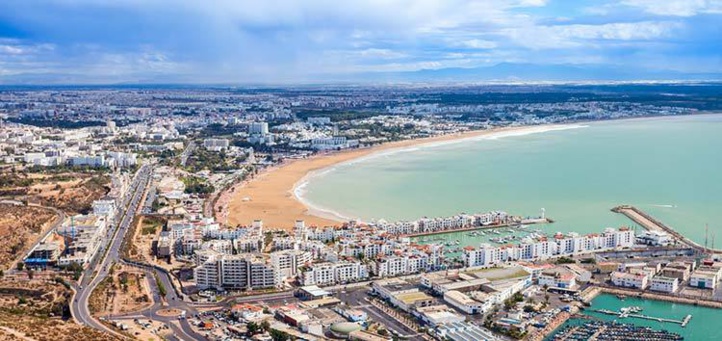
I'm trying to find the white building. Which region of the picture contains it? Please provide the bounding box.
[106,151,137,168]
[248,122,269,135]
[307,117,331,125]
[443,290,491,315]
[690,270,718,289]
[92,199,116,218]
[271,250,312,283]
[636,230,672,247]
[203,138,230,151]
[193,250,277,290]
[300,261,369,286]
[538,269,577,289]
[611,271,649,289]
[463,228,635,268]
[650,276,679,293]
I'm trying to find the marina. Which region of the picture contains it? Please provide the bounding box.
[589,307,692,327]
[553,293,722,340]
[549,321,684,341]
[413,223,552,257]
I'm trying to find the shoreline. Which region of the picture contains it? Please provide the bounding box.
[224,123,586,230]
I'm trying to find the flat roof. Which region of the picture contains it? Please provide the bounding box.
[396,291,432,304]
[299,285,332,297]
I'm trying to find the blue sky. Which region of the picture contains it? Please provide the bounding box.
[0,0,720,83]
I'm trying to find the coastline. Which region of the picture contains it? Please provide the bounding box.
[224,123,586,230]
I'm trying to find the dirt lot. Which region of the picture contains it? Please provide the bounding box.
[89,264,154,316]
[124,215,165,265]
[0,204,58,270]
[0,170,110,215]
[0,278,123,341]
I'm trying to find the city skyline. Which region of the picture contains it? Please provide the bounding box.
[1,0,721,84]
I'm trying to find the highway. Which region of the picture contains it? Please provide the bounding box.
[71,163,153,338]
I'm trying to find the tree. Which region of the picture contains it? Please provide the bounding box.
[16,262,24,271]
[27,269,34,280]
[261,320,271,332]
[247,321,260,335]
[544,293,550,305]
[269,329,290,341]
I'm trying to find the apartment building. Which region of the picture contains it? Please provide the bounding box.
[194,250,277,290]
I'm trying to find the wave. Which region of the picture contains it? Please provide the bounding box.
[293,180,358,223]
[326,124,589,168]
[650,204,677,208]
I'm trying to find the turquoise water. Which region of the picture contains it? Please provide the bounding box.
[300,115,722,245]
[555,293,722,340]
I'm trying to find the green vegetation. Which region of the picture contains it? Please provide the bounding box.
[63,262,84,281]
[8,117,106,129]
[269,329,292,341]
[154,272,167,297]
[0,174,34,188]
[555,256,576,264]
[182,176,215,195]
[295,109,380,122]
[184,146,238,172]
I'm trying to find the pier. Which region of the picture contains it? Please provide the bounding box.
[591,309,692,327]
[612,205,722,254]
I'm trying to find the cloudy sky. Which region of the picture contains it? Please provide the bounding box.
[0,0,720,83]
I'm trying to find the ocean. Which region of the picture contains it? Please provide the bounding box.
[298,114,722,246]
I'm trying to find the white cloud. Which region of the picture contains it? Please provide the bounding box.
[503,21,682,49]
[458,39,498,49]
[620,0,722,17]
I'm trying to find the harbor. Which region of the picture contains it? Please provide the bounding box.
[412,222,552,257]
[551,293,722,340]
[549,320,684,341]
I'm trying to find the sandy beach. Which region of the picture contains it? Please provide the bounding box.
[223,124,580,230]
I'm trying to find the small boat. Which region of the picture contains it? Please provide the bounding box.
[617,294,627,300]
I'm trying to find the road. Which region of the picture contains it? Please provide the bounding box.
[116,260,206,340]
[71,163,153,338]
[337,287,422,340]
[179,141,195,167]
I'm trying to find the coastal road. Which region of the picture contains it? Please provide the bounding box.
[71,164,152,337]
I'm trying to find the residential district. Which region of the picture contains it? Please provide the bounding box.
[0,85,720,341]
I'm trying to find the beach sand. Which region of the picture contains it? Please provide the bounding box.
[224,124,576,230]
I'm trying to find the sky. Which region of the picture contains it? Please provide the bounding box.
[0,0,720,84]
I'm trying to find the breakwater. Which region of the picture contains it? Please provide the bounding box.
[612,205,722,254]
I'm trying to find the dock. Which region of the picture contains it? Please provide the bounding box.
[591,308,692,327]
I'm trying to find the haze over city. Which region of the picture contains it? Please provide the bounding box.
[1,0,721,84]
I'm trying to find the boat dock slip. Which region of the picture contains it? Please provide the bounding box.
[591,308,691,326]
